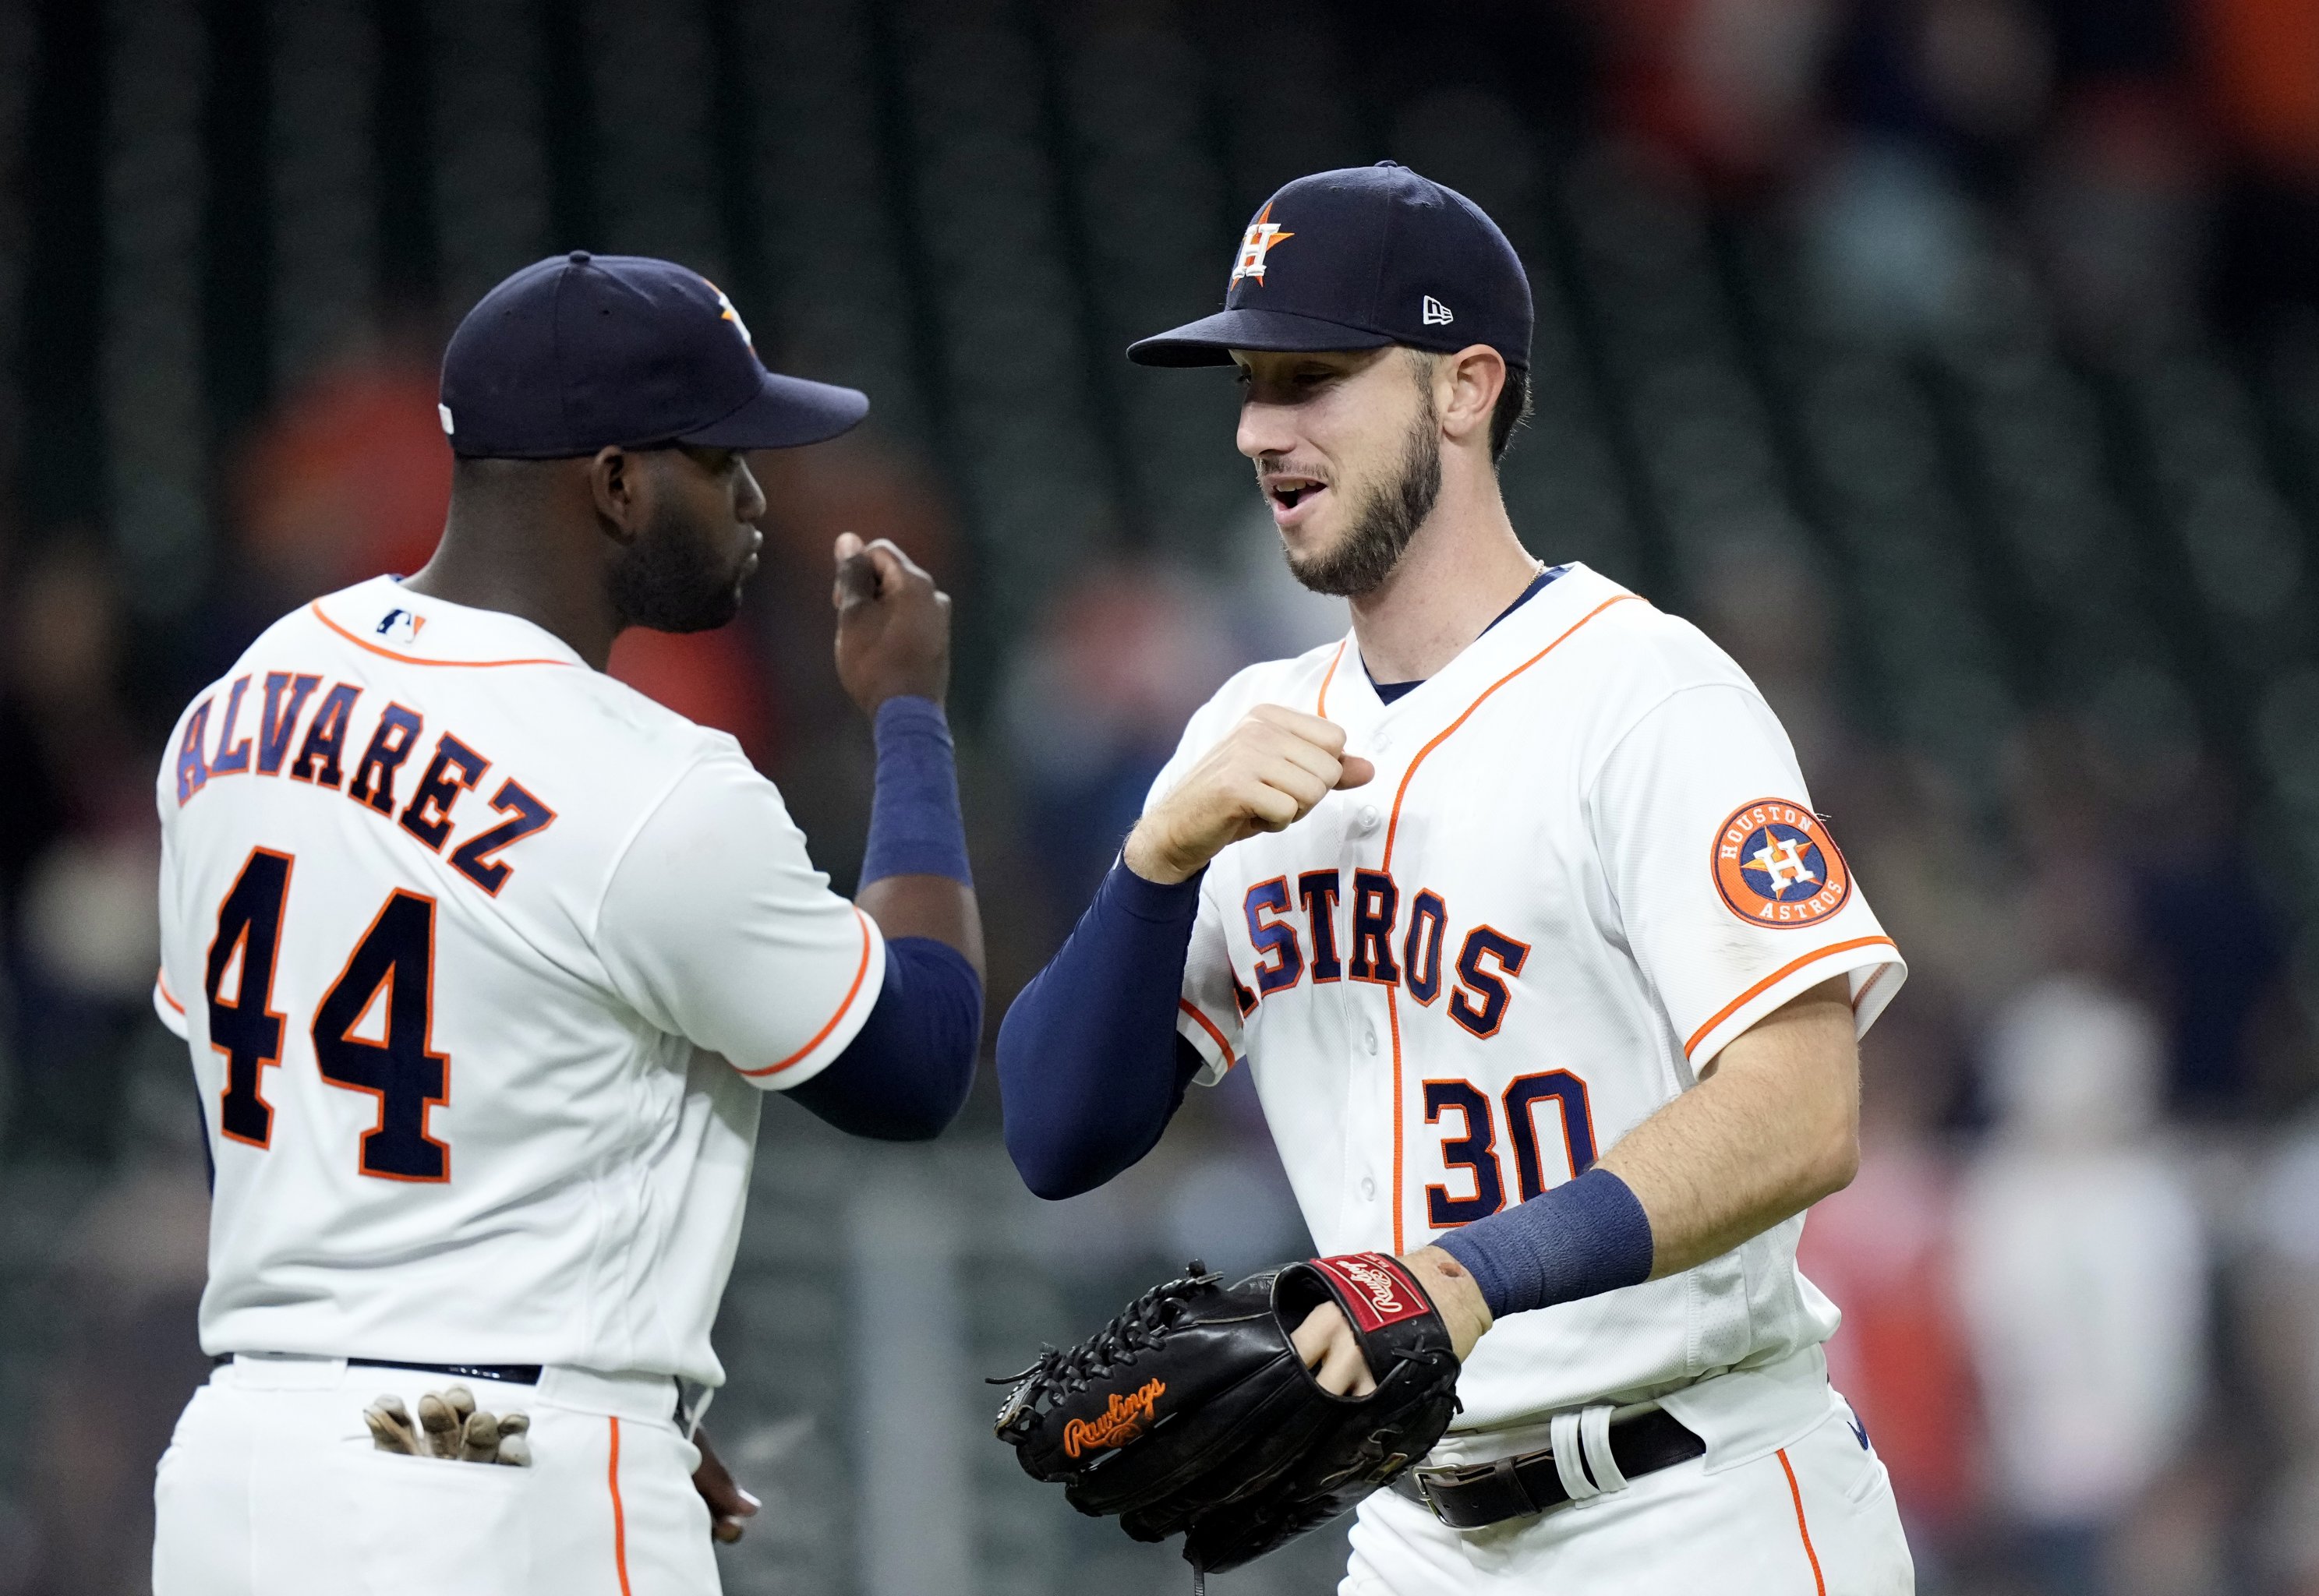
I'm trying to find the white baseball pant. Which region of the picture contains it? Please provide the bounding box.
[1344,1394,1913,1595]
[153,1354,719,1595]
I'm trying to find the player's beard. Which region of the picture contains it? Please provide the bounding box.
[607,503,748,634]
[1282,390,1443,599]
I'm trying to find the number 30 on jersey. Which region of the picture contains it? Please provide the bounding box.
[1423,1070,1596,1230]
[204,848,451,1181]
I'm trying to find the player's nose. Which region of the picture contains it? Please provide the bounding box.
[1236,399,1299,463]
[734,456,768,523]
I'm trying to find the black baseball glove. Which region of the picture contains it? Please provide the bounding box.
[992,1253,1462,1578]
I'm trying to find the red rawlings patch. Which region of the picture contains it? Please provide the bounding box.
[1312,1252,1431,1333]
[1710,799,1852,929]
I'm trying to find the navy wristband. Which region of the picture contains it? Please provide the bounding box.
[1435,1167,1654,1320]
[861,696,971,887]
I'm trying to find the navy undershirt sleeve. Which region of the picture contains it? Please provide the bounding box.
[787,935,981,1141]
[997,861,1207,1199]
[785,695,981,1140]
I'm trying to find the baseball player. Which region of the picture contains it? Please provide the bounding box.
[150,252,984,1594]
[998,165,1914,1592]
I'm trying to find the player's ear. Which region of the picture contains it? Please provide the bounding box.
[588,445,645,544]
[1439,345,1504,448]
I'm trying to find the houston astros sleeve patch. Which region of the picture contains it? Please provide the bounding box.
[1710,800,1851,928]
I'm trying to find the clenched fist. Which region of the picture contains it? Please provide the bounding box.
[833,533,952,713]
[1123,704,1374,886]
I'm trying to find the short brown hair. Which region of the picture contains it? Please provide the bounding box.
[1488,365,1532,463]
[1406,346,1532,465]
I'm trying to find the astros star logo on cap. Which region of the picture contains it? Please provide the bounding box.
[705,278,755,353]
[1229,202,1295,288]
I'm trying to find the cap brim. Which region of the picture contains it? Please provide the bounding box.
[678,369,871,449]
[1126,307,1397,367]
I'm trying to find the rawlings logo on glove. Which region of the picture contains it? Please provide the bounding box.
[1063,1379,1167,1458]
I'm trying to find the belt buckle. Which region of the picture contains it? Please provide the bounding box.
[1410,1466,1456,1526]
[1410,1451,1550,1531]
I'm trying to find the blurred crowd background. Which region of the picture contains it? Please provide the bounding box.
[0,0,2317,1592]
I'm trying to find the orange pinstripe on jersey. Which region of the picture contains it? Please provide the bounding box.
[309,601,574,669]
[156,967,186,1015]
[735,907,877,1077]
[1314,639,1347,718]
[1776,1446,1827,1595]
[1680,936,1898,1062]
[1380,595,1639,871]
[1377,594,1636,1253]
[608,1417,634,1596]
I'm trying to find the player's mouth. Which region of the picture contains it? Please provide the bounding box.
[1264,475,1328,528]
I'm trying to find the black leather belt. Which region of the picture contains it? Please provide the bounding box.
[215,1354,542,1385]
[1396,1407,1704,1529]
[350,1358,542,1385]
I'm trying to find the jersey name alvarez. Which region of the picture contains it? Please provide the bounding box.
[154,577,885,1389]
[169,630,557,892]
[1149,564,1906,1432]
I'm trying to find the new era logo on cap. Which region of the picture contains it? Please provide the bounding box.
[1422,295,1453,326]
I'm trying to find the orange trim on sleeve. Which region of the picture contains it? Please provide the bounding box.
[1681,936,1899,1061]
[1177,999,1237,1071]
[608,1417,634,1596]
[1315,639,1348,718]
[309,602,573,669]
[736,908,878,1077]
[1851,959,1896,1013]
[155,967,186,1015]
[1776,1447,1827,1596]
[1379,593,1635,1254]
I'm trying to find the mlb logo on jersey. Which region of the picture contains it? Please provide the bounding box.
[376,608,426,645]
[1712,800,1851,927]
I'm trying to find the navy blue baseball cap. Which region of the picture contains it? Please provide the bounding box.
[1128,162,1531,372]
[438,252,869,459]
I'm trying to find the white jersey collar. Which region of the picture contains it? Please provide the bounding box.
[1329,563,1631,732]
[308,575,589,670]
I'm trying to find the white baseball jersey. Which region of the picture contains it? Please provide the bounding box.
[1152,563,1905,1432]
[152,576,886,1388]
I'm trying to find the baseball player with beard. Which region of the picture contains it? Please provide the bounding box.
[150,252,984,1594]
[997,164,1914,1592]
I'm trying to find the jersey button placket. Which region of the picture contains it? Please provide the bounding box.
[1339,727,1399,1249]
